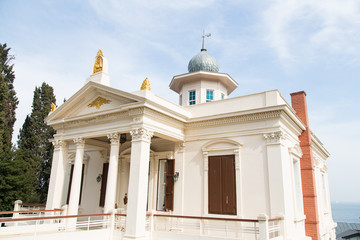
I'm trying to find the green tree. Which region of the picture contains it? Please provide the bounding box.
[0,43,19,211]
[0,44,18,154]
[17,82,56,203]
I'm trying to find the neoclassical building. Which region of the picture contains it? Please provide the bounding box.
[45,45,336,240]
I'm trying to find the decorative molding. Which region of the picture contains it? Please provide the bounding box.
[64,111,128,127]
[51,139,67,150]
[234,149,240,170]
[177,142,185,153]
[73,137,85,146]
[68,152,90,163]
[203,151,209,172]
[130,128,153,142]
[289,144,303,158]
[107,133,120,144]
[186,110,282,128]
[129,107,145,116]
[264,131,286,144]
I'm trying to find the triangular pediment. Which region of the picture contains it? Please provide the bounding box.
[46,81,144,122]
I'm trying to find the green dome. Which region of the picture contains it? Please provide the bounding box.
[188,49,219,73]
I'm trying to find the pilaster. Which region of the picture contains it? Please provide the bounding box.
[264,131,292,233]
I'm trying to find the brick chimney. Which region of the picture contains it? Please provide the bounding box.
[290,91,320,240]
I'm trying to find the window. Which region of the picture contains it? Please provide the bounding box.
[208,155,236,215]
[292,159,303,216]
[206,90,214,102]
[99,163,109,207]
[221,93,225,100]
[179,94,182,105]
[157,159,174,211]
[189,90,196,105]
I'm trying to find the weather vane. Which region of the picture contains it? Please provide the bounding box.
[201,30,211,51]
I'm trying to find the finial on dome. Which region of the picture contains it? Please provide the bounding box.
[93,49,104,74]
[201,30,211,51]
[140,77,151,91]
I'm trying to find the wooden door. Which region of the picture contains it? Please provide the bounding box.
[165,159,175,211]
[99,162,109,207]
[208,155,236,215]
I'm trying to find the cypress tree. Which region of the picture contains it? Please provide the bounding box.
[0,43,18,153]
[17,82,56,203]
[0,43,19,211]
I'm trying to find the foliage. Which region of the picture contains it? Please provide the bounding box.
[17,82,56,203]
[0,43,19,211]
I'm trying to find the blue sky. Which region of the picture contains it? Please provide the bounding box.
[1,0,359,203]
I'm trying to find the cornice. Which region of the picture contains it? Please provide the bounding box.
[186,110,282,128]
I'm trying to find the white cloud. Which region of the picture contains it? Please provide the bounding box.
[262,0,360,64]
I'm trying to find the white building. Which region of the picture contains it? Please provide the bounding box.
[4,44,336,240]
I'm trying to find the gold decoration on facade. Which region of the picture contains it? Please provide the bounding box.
[50,103,56,112]
[140,77,151,91]
[93,49,104,74]
[88,96,111,109]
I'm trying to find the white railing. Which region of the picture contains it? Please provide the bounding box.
[151,214,259,239]
[0,211,111,238]
[0,209,282,240]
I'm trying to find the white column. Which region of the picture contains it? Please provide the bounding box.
[68,138,85,216]
[104,133,121,213]
[46,140,68,210]
[124,128,153,239]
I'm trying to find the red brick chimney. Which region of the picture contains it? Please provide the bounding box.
[290,91,320,240]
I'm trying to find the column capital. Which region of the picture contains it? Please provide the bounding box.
[51,139,67,150]
[264,131,286,145]
[73,137,85,146]
[130,127,153,142]
[107,133,120,144]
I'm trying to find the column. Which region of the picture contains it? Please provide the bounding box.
[104,133,121,213]
[68,138,85,216]
[46,140,68,210]
[124,128,153,239]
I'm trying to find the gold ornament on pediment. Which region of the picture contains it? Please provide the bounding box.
[93,49,104,74]
[88,96,111,109]
[140,77,151,91]
[97,49,104,57]
[50,103,56,112]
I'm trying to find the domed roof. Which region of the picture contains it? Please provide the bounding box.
[188,49,219,73]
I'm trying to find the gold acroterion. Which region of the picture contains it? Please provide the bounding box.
[50,103,56,112]
[88,96,111,109]
[97,49,104,57]
[93,49,104,74]
[140,77,151,91]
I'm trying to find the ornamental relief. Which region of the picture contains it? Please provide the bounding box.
[186,110,282,128]
[62,111,129,128]
[264,131,286,144]
[130,128,154,142]
[87,96,111,109]
[51,139,67,150]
